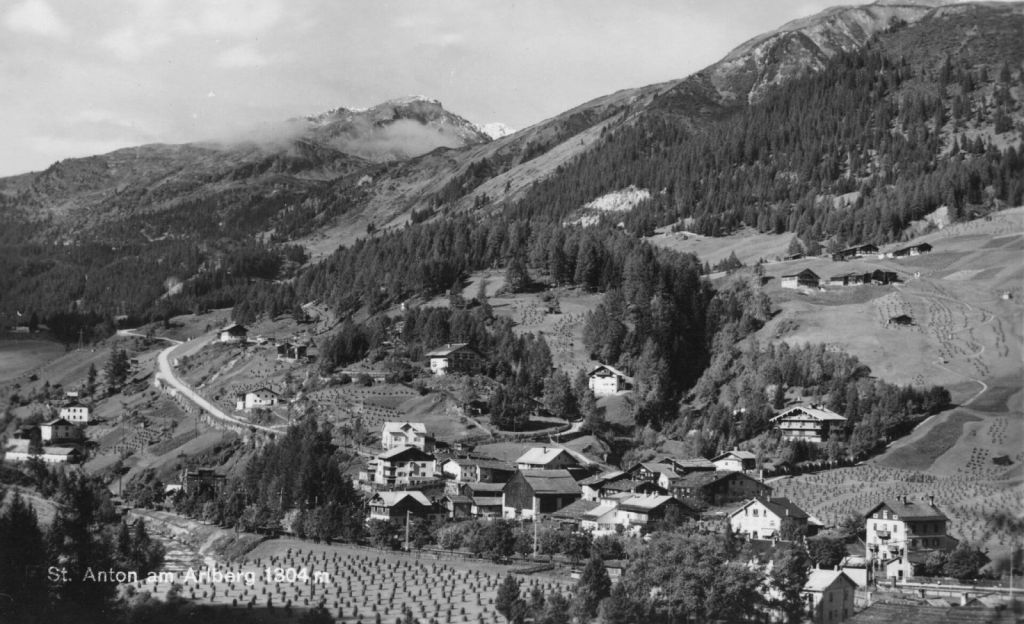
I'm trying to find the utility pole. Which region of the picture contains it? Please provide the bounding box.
[405,510,411,552]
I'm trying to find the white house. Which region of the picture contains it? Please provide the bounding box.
[367,491,436,522]
[587,364,630,396]
[40,418,78,443]
[235,388,279,411]
[864,496,957,580]
[712,449,757,472]
[729,496,810,540]
[219,323,248,344]
[515,447,581,471]
[803,569,857,624]
[363,446,437,488]
[382,421,434,452]
[425,343,481,376]
[59,403,91,424]
[771,405,847,444]
[4,439,80,464]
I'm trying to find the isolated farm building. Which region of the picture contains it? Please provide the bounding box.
[515,447,581,471]
[728,496,810,540]
[712,449,757,473]
[869,269,899,285]
[669,471,770,506]
[502,469,582,519]
[865,496,958,580]
[40,417,79,443]
[219,322,248,343]
[365,446,437,488]
[828,273,864,287]
[587,364,631,396]
[367,491,438,522]
[832,243,879,261]
[803,569,857,624]
[780,269,820,289]
[425,342,481,375]
[276,341,308,362]
[181,468,226,494]
[771,405,847,444]
[59,402,91,423]
[579,470,626,500]
[382,421,434,452]
[235,387,279,411]
[892,242,933,258]
[887,314,915,327]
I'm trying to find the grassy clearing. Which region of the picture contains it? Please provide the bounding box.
[0,339,65,381]
[878,410,981,472]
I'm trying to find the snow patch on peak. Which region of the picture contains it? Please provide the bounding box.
[476,122,516,140]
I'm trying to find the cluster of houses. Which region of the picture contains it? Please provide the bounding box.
[218,322,312,364]
[781,268,900,291]
[2,397,92,464]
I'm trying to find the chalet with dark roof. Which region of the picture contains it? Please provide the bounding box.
[219,322,248,343]
[728,496,811,539]
[587,364,631,396]
[425,343,481,375]
[711,450,757,472]
[781,269,820,289]
[892,242,933,258]
[771,404,846,444]
[669,471,770,506]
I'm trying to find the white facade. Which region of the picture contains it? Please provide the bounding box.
[729,497,807,539]
[382,422,433,452]
[40,419,77,443]
[59,404,90,423]
[587,365,629,397]
[236,388,279,411]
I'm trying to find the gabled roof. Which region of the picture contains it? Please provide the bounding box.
[425,343,476,357]
[516,447,576,467]
[582,502,618,520]
[781,269,820,279]
[588,364,629,379]
[220,322,247,333]
[248,387,278,396]
[463,482,506,494]
[602,478,647,492]
[672,470,766,490]
[60,402,87,409]
[370,491,432,508]
[637,462,680,478]
[517,469,581,495]
[712,450,756,462]
[579,470,626,486]
[865,498,948,521]
[660,457,716,471]
[617,495,681,513]
[471,458,515,472]
[445,494,472,505]
[377,446,434,461]
[42,446,77,456]
[771,405,847,423]
[43,417,74,427]
[804,569,857,593]
[383,421,428,435]
[551,498,601,520]
[731,496,808,521]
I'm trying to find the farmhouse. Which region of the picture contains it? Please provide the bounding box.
[803,569,857,624]
[615,494,697,530]
[515,447,581,471]
[831,243,879,261]
[711,450,757,473]
[892,242,933,258]
[729,496,810,539]
[425,343,481,375]
[382,421,435,452]
[780,269,820,289]
[587,364,631,396]
[40,417,79,443]
[865,496,957,580]
[460,482,506,518]
[235,387,279,411]
[828,273,865,287]
[59,402,91,424]
[551,498,602,526]
[869,269,899,285]
[276,342,308,362]
[364,446,437,488]
[219,322,248,343]
[669,471,769,506]
[181,468,227,494]
[656,456,716,474]
[502,469,582,519]
[441,457,514,483]
[887,314,914,327]
[367,491,437,522]
[624,462,681,488]
[597,478,667,500]
[3,440,81,464]
[579,470,626,501]
[771,404,846,444]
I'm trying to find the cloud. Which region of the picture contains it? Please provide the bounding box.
[189,0,284,37]
[4,0,69,38]
[216,44,268,68]
[99,26,171,61]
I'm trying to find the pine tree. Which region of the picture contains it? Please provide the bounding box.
[495,574,521,623]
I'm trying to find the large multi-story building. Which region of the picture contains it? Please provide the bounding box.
[865,496,958,580]
[770,405,847,444]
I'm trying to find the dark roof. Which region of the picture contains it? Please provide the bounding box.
[661,457,716,470]
[550,498,601,520]
[43,417,74,427]
[672,470,766,490]
[517,469,581,495]
[425,343,477,357]
[463,482,506,494]
[846,601,1015,624]
[781,269,820,279]
[377,446,434,461]
[220,322,247,333]
[602,478,646,492]
[750,496,808,520]
[445,494,472,504]
[866,498,948,521]
[579,470,625,486]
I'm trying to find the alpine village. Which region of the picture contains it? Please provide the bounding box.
[0,1,1023,623]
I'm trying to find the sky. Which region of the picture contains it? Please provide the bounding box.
[0,0,921,176]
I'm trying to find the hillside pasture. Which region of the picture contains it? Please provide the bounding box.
[0,339,65,382]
